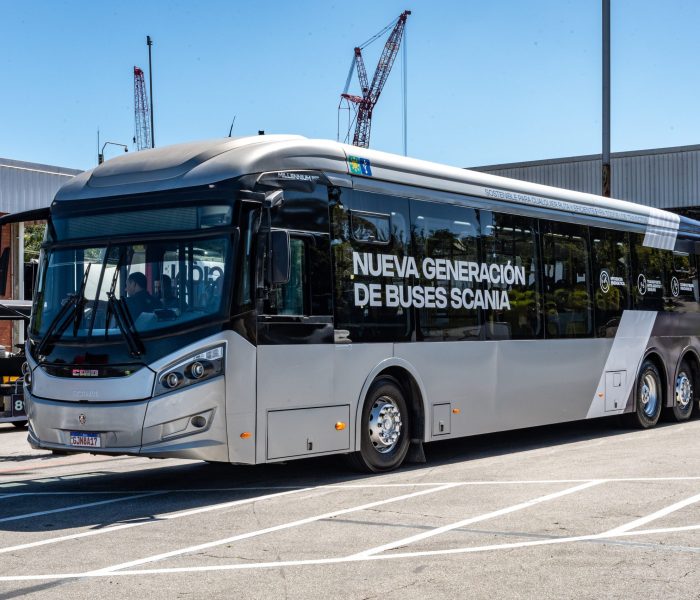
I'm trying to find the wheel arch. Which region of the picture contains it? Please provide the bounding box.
[353,358,428,450]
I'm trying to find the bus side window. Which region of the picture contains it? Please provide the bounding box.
[666,248,697,312]
[267,236,307,316]
[631,233,667,311]
[481,211,541,340]
[264,232,332,317]
[591,227,630,337]
[411,199,481,341]
[541,221,592,338]
[330,189,411,343]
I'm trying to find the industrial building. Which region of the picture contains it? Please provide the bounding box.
[0,158,81,347]
[472,144,700,218]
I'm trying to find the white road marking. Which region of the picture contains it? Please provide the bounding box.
[601,490,700,536]
[1,521,699,582]
[0,492,164,524]
[0,487,314,555]
[350,480,605,558]
[0,486,310,497]
[621,523,700,537]
[87,482,463,575]
[3,475,700,492]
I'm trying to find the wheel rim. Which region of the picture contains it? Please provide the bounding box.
[368,396,402,454]
[675,371,693,410]
[640,372,659,418]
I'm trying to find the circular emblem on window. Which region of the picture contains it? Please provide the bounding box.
[637,274,647,295]
[671,276,680,297]
[599,270,610,293]
[78,414,87,425]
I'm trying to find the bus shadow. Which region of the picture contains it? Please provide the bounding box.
[417,416,682,469]
[0,416,690,534]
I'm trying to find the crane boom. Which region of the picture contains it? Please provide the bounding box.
[133,66,152,151]
[340,10,410,148]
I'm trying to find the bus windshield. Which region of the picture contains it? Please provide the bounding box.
[31,234,234,344]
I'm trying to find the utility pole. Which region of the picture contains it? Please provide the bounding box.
[602,0,611,197]
[147,35,155,148]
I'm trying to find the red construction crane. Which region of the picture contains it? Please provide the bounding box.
[133,66,152,151]
[340,10,410,149]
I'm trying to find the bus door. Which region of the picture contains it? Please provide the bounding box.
[254,183,337,462]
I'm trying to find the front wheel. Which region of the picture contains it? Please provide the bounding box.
[347,377,410,473]
[624,359,663,429]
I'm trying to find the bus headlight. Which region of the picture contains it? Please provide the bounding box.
[154,345,224,397]
[21,362,32,392]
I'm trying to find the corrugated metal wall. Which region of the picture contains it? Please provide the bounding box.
[472,145,700,210]
[0,158,82,214]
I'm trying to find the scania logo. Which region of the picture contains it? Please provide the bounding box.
[78,414,87,425]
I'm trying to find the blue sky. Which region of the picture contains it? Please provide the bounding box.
[2,0,699,171]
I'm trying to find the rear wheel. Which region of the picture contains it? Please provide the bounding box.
[666,361,695,422]
[624,359,663,429]
[347,377,410,473]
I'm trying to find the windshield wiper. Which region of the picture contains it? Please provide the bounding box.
[106,292,144,357]
[102,248,144,357]
[35,264,92,357]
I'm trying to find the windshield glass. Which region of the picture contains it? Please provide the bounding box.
[31,235,233,342]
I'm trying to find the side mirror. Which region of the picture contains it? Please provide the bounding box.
[270,230,290,285]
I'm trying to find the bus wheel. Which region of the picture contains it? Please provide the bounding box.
[624,359,663,429]
[668,361,694,422]
[349,377,410,473]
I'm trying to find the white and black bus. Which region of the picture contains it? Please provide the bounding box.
[11,135,700,471]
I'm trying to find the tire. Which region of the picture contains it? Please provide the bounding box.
[347,376,410,473]
[664,361,695,422]
[11,420,27,429]
[624,359,663,429]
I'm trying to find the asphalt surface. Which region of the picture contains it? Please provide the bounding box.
[1,415,699,599]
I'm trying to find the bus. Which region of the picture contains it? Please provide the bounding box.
[0,301,30,428]
[11,135,700,472]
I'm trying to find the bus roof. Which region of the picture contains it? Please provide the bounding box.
[53,135,700,243]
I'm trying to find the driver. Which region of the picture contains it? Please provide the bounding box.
[125,272,161,319]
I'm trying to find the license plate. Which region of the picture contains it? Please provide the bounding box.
[69,432,101,448]
[11,395,25,417]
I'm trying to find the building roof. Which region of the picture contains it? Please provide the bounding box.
[471,145,700,211]
[0,158,82,214]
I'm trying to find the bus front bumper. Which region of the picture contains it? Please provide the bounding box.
[25,377,229,462]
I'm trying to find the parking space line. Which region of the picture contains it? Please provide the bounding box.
[0,486,309,497]
[1,516,699,582]
[87,482,463,575]
[0,487,314,555]
[619,523,700,537]
[602,490,700,536]
[0,492,164,524]
[350,479,605,558]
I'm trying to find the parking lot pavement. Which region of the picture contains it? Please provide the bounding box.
[1,417,699,599]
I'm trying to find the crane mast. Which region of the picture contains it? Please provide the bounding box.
[133,66,152,151]
[340,10,410,149]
